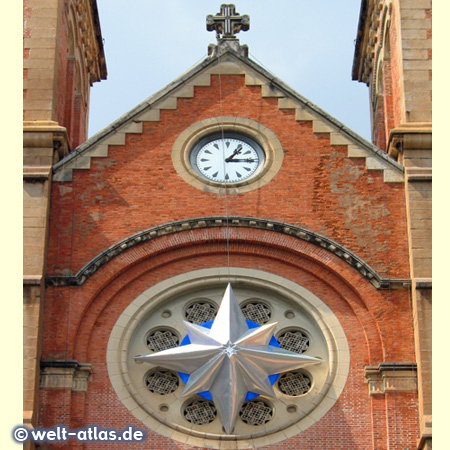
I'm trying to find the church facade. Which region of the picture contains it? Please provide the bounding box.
[23,2,431,449]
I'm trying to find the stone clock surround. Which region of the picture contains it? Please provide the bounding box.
[171,117,284,194]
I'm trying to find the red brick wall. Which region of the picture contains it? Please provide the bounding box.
[47,75,409,279]
[41,75,417,448]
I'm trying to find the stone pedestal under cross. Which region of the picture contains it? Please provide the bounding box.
[206,4,250,40]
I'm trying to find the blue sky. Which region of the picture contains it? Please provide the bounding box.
[89,1,372,141]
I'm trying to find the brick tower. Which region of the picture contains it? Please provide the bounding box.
[23,2,431,450]
[353,1,432,448]
[23,1,106,447]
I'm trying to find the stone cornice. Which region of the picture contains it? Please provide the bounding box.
[23,275,43,286]
[69,0,107,84]
[45,217,410,290]
[413,278,432,289]
[40,360,92,393]
[365,362,418,394]
[405,168,432,182]
[387,123,432,159]
[353,0,385,84]
[23,121,69,161]
[23,166,52,182]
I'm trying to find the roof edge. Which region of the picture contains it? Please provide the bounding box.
[54,46,403,175]
[54,54,217,171]
[230,50,403,173]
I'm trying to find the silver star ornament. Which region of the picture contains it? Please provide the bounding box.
[135,284,322,434]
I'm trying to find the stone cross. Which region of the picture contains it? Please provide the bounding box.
[206,4,250,40]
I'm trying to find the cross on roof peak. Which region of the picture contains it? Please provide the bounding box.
[206,4,250,41]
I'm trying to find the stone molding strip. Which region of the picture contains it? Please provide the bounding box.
[45,217,410,290]
[414,278,432,290]
[23,166,52,182]
[40,360,92,393]
[365,363,418,395]
[52,48,403,183]
[406,167,432,182]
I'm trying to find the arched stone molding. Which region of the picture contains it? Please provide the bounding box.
[59,230,392,367]
[46,217,410,290]
[371,2,392,107]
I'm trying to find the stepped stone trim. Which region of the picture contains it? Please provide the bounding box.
[45,217,410,290]
[53,49,403,183]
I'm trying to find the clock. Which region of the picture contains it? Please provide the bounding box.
[190,132,265,184]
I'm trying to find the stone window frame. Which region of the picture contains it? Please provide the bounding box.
[171,117,284,194]
[107,268,350,449]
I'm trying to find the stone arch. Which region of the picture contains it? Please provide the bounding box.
[46,217,407,289]
[60,226,391,365]
[38,224,415,445]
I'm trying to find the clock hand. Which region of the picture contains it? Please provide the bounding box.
[225,158,256,163]
[224,144,243,162]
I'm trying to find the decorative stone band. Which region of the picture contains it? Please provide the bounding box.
[40,360,92,393]
[45,216,411,290]
[23,121,70,164]
[23,166,52,182]
[364,363,417,395]
[387,123,432,160]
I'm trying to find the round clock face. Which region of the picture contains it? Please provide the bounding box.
[190,133,265,184]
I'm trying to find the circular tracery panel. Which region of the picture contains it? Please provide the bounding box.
[145,328,179,352]
[184,299,217,324]
[183,399,217,425]
[276,328,310,354]
[108,268,350,449]
[239,400,274,426]
[240,300,272,325]
[277,371,312,396]
[145,370,179,395]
